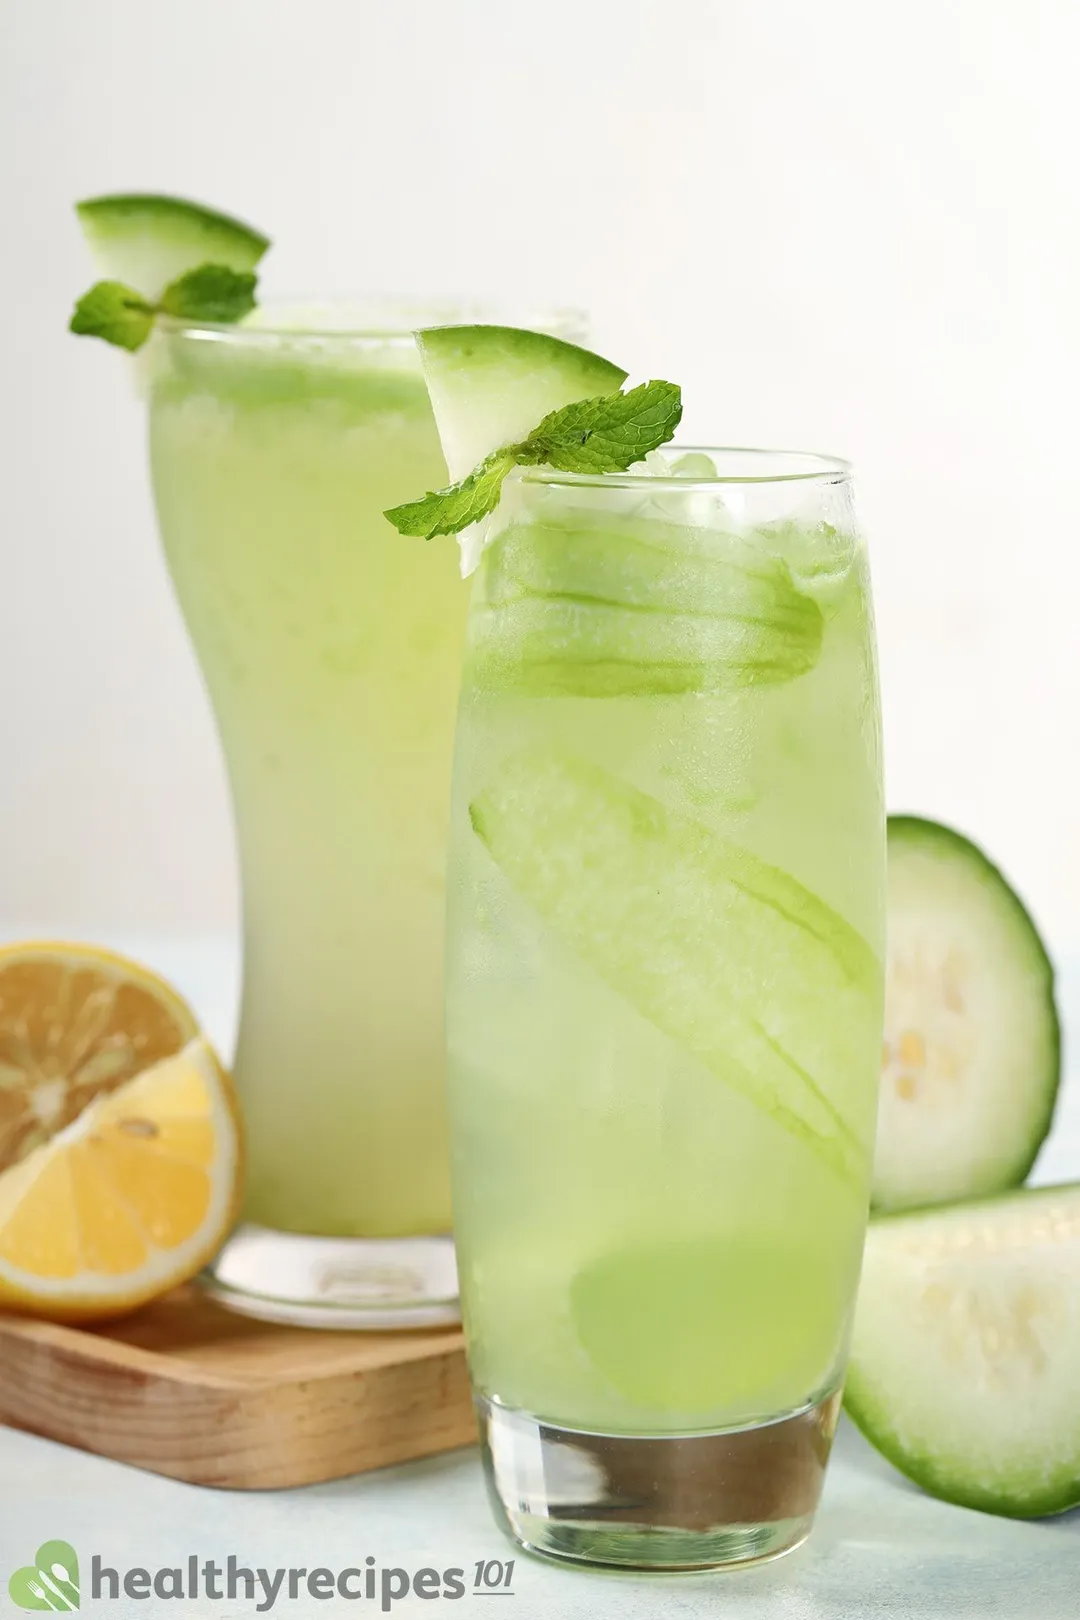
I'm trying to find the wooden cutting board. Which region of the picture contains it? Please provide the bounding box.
[0,1285,476,1490]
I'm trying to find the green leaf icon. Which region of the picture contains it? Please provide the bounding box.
[9,1541,79,1610]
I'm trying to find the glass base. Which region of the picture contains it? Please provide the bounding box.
[201,1224,460,1329]
[477,1389,841,1571]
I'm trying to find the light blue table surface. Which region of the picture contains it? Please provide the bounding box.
[1,937,1077,1619]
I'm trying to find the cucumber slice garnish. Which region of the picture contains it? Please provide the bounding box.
[846,1183,1080,1517]
[417,325,627,480]
[76,193,268,301]
[875,816,1060,1211]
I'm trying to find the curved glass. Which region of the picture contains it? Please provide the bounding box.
[147,304,583,1326]
[446,449,886,1564]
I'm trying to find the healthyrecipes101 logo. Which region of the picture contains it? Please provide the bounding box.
[7,1542,518,1611]
[9,1543,80,1611]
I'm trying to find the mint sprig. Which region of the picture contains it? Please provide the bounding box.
[516,380,683,474]
[157,265,257,323]
[385,380,683,540]
[68,281,156,352]
[70,264,257,351]
[388,452,518,540]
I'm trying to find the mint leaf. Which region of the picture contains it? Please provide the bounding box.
[70,262,258,351]
[517,380,683,473]
[158,264,257,324]
[385,451,517,540]
[383,379,683,540]
[69,280,155,352]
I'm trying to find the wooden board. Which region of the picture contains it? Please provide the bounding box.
[0,1285,476,1490]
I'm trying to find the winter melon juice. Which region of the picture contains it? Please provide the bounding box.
[447,452,886,1433]
[149,318,462,1238]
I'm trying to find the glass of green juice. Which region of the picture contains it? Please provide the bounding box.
[147,304,582,1327]
[446,448,886,1565]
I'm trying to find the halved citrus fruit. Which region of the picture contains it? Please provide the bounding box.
[0,942,240,1320]
[0,941,200,1173]
[0,1036,240,1319]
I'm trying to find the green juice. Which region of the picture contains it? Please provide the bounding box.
[447,469,886,1432]
[149,327,464,1237]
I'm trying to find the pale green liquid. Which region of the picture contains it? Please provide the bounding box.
[149,332,464,1236]
[447,487,885,1432]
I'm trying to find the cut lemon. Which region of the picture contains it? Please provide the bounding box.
[0,1036,240,1319]
[0,941,200,1175]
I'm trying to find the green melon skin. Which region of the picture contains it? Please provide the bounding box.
[416,324,627,480]
[76,193,269,301]
[875,816,1060,1212]
[845,1183,1080,1518]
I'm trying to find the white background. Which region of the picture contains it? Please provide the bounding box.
[2,0,1079,954]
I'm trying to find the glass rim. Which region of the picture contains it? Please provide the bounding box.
[524,446,852,489]
[156,297,587,347]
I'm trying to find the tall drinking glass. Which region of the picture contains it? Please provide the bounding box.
[148,306,581,1327]
[446,449,885,1566]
